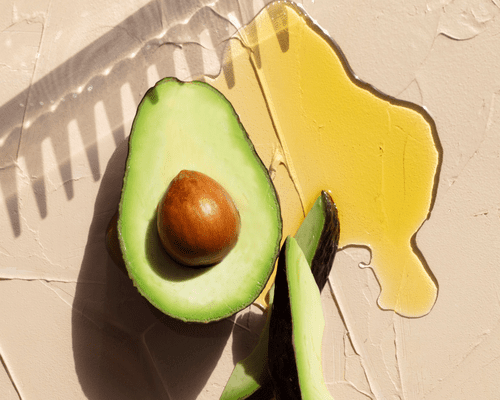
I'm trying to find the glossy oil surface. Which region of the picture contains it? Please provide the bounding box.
[209,1,440,317]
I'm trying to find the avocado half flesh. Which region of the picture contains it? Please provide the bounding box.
[220,191,339,399]
[119,78,282,323]
[269,236,334,400]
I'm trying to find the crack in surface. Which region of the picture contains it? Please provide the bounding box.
[0,350,22,400]
[423,316,500,398]
[328,277,377,398]
[445,90,499,192]
[15,19,46,162]
[392,320,404,398]
[141,326,173,399]
[436,0,500,40]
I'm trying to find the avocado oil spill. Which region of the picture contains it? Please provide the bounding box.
[208,1,441,318]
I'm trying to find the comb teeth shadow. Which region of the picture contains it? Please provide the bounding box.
[0,0,276,239]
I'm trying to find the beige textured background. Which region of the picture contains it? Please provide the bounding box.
[0,0,499,398]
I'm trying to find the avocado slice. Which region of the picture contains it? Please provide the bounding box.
[220,191,339,399]
[119,78,282,323]
[294,190,339,292]
[268,236,334,400]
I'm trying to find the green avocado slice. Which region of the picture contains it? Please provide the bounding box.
[220,191,339,399]
[269,236,334,400]
[294,191,340,292]
[118,78,282,323]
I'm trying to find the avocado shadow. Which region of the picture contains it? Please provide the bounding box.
[145,217,213,282]
[72,137,234,400]
[230,310,266,366]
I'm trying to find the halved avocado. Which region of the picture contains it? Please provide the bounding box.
[118,78,282,323]
[220,191,339,399]
[268,236,333,399]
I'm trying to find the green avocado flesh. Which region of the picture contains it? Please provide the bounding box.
[295,191,340,292]
[220,191,339,399]
[118,78,282,323]
[269,237,334,400]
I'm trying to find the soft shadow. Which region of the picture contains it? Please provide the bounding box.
[0,0,253,238]
[145,217,213,282]
[72,139,233,400]
[143,314,234,400]
[228,310,272,399]
[230,310,266,366]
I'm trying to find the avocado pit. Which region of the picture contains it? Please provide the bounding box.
[157,170,241,267]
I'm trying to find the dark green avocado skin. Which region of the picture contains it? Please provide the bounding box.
[268,241,301,399]
[307,191,340,291]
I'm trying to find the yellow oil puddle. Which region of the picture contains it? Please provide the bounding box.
[208,1,440,317]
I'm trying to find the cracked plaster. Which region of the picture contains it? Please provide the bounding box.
[1,0,500,398]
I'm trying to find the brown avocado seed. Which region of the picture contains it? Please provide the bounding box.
[157,170,241,267]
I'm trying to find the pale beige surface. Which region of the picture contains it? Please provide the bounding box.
[1,0,499,399]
